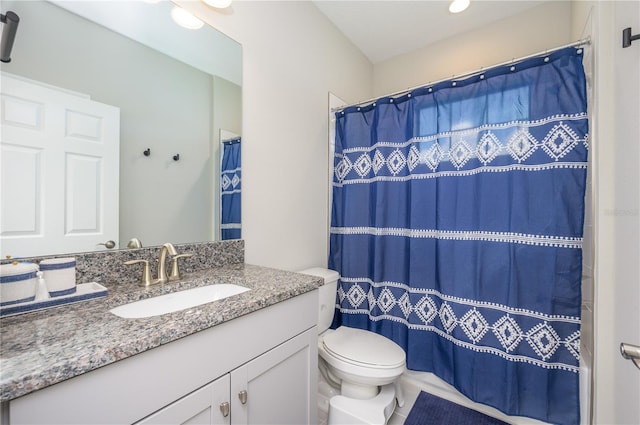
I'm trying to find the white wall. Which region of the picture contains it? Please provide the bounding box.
[177,1,373,270]
[372,1,573,97]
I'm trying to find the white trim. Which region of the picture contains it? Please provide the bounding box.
[331,227,583,249]
[333,162,588,186]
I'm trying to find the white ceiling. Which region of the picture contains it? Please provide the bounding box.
[312,0,552,64]
[50,0,242,85]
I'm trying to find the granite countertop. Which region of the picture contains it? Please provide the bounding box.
[0,263,322,402]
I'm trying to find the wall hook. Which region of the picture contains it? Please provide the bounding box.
[173,154,180,161]
[143,148,151,156]
[623,27,640,48]
[0,11,20,63]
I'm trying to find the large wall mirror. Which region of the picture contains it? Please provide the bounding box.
[0,0,242,258]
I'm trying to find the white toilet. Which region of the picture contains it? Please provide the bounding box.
[300,268,406,425]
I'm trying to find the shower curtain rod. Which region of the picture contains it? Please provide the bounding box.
[332,37,591,113]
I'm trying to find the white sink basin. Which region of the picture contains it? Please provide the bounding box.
[110,284,250,319]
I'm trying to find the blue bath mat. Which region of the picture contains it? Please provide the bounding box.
[404,391,509,425]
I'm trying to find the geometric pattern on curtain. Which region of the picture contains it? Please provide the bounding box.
[221,138,241,240]
[329,47,588,425]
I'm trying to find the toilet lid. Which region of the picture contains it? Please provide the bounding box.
[322,326,405,368]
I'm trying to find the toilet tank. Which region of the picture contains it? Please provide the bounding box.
[299,268,340,333]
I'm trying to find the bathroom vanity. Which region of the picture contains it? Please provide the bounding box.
[0,256,322,425]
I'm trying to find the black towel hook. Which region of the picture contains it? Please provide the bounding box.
[623,27,640,48]
[143,148,151,156]
[173,154,180,161]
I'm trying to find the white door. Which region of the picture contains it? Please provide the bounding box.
[594,1,640,424]
[610,0,640,419]
[0,73,119,257]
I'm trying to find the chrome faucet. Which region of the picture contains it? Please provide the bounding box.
[156,242,177,284]
[125,242,193,287]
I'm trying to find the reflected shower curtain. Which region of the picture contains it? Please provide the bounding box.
[329,47,588,425]
[221,138,241,240]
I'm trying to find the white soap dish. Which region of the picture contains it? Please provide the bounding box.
[0,282,108,318]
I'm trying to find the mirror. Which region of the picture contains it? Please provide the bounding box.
[0,0,242,257]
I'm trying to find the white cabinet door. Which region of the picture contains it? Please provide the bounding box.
[230,328,317,425]
[136,375,231,425]
[0,72,119,257]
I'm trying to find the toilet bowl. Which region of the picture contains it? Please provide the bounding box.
[300,268,406,425]
[319,326,406,399]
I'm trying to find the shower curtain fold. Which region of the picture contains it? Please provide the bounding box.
[329,47,588,425]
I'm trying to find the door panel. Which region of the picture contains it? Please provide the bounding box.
[0,145,41,235]
[136,375,231,425]
[594,1,640,423]
[230,329,317,425]
[0,72,119,257]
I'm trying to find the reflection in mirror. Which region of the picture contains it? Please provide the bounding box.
[0,0,242,258]
[220,130,241,240]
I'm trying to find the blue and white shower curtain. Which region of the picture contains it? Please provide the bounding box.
[221,138,241,240]
[329,47,588,425]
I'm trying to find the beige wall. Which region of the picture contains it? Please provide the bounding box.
[178,1,373,270]
[373,1,573,97]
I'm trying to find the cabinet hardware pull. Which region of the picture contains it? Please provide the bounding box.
[238,390,248,404]
[219,401,230,417]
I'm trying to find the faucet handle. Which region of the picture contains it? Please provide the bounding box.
[169,254,193,282]
[124,259,153,287]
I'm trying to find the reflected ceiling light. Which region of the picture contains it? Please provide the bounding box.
[171,6,204,30]
[449,0,470,13]
[202,0,232,9]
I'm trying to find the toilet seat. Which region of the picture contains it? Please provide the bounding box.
[319,326,406,391]
[322,326,405,369]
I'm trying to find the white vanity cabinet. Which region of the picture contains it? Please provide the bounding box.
[230,328,316,424]
[7,290,318,425]
[137,328,316,425]
[137,376,231,425]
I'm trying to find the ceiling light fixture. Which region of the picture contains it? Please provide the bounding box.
[171,6,204,30]
[449,0,470,14]
[202,0,232,9]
